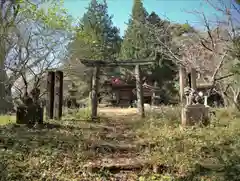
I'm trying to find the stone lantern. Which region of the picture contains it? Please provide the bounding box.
[67,82,78,108]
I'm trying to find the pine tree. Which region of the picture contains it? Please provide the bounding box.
[146,12,178,102]
[74,0,121,60]
[131,0,148,23]
[120,0,149,60]
[66,0,122,97]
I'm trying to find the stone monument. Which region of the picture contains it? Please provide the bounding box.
[181,89,209,125]
[16,88,43,125]
[180,68,210,126]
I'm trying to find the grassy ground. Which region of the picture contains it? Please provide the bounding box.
[1,107,240,180]
[0,115,15,125]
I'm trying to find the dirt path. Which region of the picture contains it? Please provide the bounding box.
[82,108,154,180]
[99,107,138,116]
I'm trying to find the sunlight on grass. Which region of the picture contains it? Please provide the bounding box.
[0,115,15,125]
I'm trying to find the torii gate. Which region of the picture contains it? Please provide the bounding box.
[79,59,155,120]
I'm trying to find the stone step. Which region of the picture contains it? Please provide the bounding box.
[85,140,157,154]
[86,141,138,154]
[83,157,170,174]
[83,157,150,173]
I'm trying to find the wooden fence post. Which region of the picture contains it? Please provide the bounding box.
[135,64,145,118]
[46,71,55,119]
[54,71,63,120]
[91,66,100,120]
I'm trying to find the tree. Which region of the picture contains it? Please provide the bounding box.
[187,0,240,108]
[120,0,149,60]
[71,0,121,60]
[65,0,122,99]
[144,12,179,102]
[0,0,21,113]
[119,0,151,85]
[0,0,72,112]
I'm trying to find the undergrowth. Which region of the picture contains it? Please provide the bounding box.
[0,107,240,180]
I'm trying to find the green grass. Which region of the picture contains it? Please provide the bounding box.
[136,109,240,180]
[0,115,15,125]
[1,107,240,180]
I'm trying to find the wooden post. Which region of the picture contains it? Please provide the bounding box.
[191,68,197,90]
[46,71,55,119]
[91,66,100,120]
[179,66,186,104]
[135,64,145,118]
[54,71,63,120]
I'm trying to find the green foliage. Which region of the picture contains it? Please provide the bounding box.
[120,1,179,102]
[131,0,148,23]
[65,0,122,101]
[63,107,92,120]
[72,0,121,60]
[120,0,149,60]
[15,0,73,31]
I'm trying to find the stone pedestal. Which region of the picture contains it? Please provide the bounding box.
[181,104,209,126]
[16,104,43,125]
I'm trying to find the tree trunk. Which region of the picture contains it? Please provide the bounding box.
[54,71,63,120]
[0,58,13,113]
[135,64,145,118]
[233,91,240,110]
[222,93,229,107]
[91,66,100,120]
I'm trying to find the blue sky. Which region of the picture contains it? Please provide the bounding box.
[63,0,221,36]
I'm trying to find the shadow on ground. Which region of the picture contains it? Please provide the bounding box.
[0,116,147,180]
